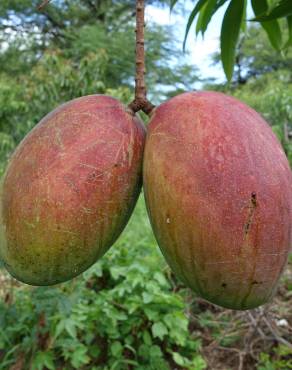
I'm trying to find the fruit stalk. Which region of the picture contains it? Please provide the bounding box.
[128,0,155,115]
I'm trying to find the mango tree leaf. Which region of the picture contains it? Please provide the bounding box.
[252,0,292,21]
[183,0,209,50]
[221,0,246,82]
[196,0,229,37]
[170,0,180,12]
[240,0,248,32]
[217,0,230,7]
[196,2,208,36]
[251,0,282,50]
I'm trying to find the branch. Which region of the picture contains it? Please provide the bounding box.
[128,0,155,115]
[37,0,52,11]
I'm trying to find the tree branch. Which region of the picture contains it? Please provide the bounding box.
[37,0,52,11]
[128,0,155,115]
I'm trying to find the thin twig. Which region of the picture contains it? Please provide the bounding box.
[248,336,263,361]
[128,0,155,115]
[37,0,52,11]
[238,352,245,370]
[247,311,267,339]
[262,316,292,349]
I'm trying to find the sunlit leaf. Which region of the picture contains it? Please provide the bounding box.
[241,0,248,32]
[196,3,207,36]
[152,322,168,340]
[183,0,209,50]
[196,0,216,36]
[173,352,186,366]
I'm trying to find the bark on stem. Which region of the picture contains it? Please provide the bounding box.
[37,0,52,11]
[128,0,155,115]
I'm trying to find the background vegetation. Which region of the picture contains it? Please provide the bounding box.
[0,1,291,369]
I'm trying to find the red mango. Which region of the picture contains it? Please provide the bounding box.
[143,91,292,310]
[0,95,145,285]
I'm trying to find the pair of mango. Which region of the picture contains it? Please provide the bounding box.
[0,92,291,310]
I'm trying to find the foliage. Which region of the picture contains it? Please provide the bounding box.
[0,0,198,176]
[0,197,207,370]
[258,346,292,369]
[0,50,130,176]
[171,0,292,81]
[211,24,292,85]
[0,2,291,370]
[0,197,291,369]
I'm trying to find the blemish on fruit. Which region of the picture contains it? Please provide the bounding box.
[244,192,257,237]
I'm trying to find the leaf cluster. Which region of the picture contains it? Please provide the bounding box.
[171,0,292,82]
[0,0,199,175]
[0,198,207,370]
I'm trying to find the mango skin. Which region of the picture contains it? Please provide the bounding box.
[143,91,292,310]
[0,95,145,285]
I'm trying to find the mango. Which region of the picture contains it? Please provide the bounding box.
[143,91,292,310]
[0,95,145,285]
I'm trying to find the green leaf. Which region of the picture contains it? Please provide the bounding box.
[220,0,246,81]
[251,0,282,50]
[142,330,152,346]
[142,292,153,304]
[71,345,90,369]
[150,345,163,358]
[191,355,208,370]
[196,2,208,36]
[144,307,160,321]
[195,0,231,36]
[183,0,209,50]
[138,343,150,359]
[240,0,248,32]
[172,352,186,366]
[54,320,65,338]
[252,0,292,21]
[88,346,101,358]
[251,0,268,15]
[111,341,123,358]
[151,322,168,340]
[32,351,55,370]
[170,0,179,12]
[217,0,230,7]
[153,272,168,287]
[65,319,77,338]
[196,0,218,36]
[163,313,188,345]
